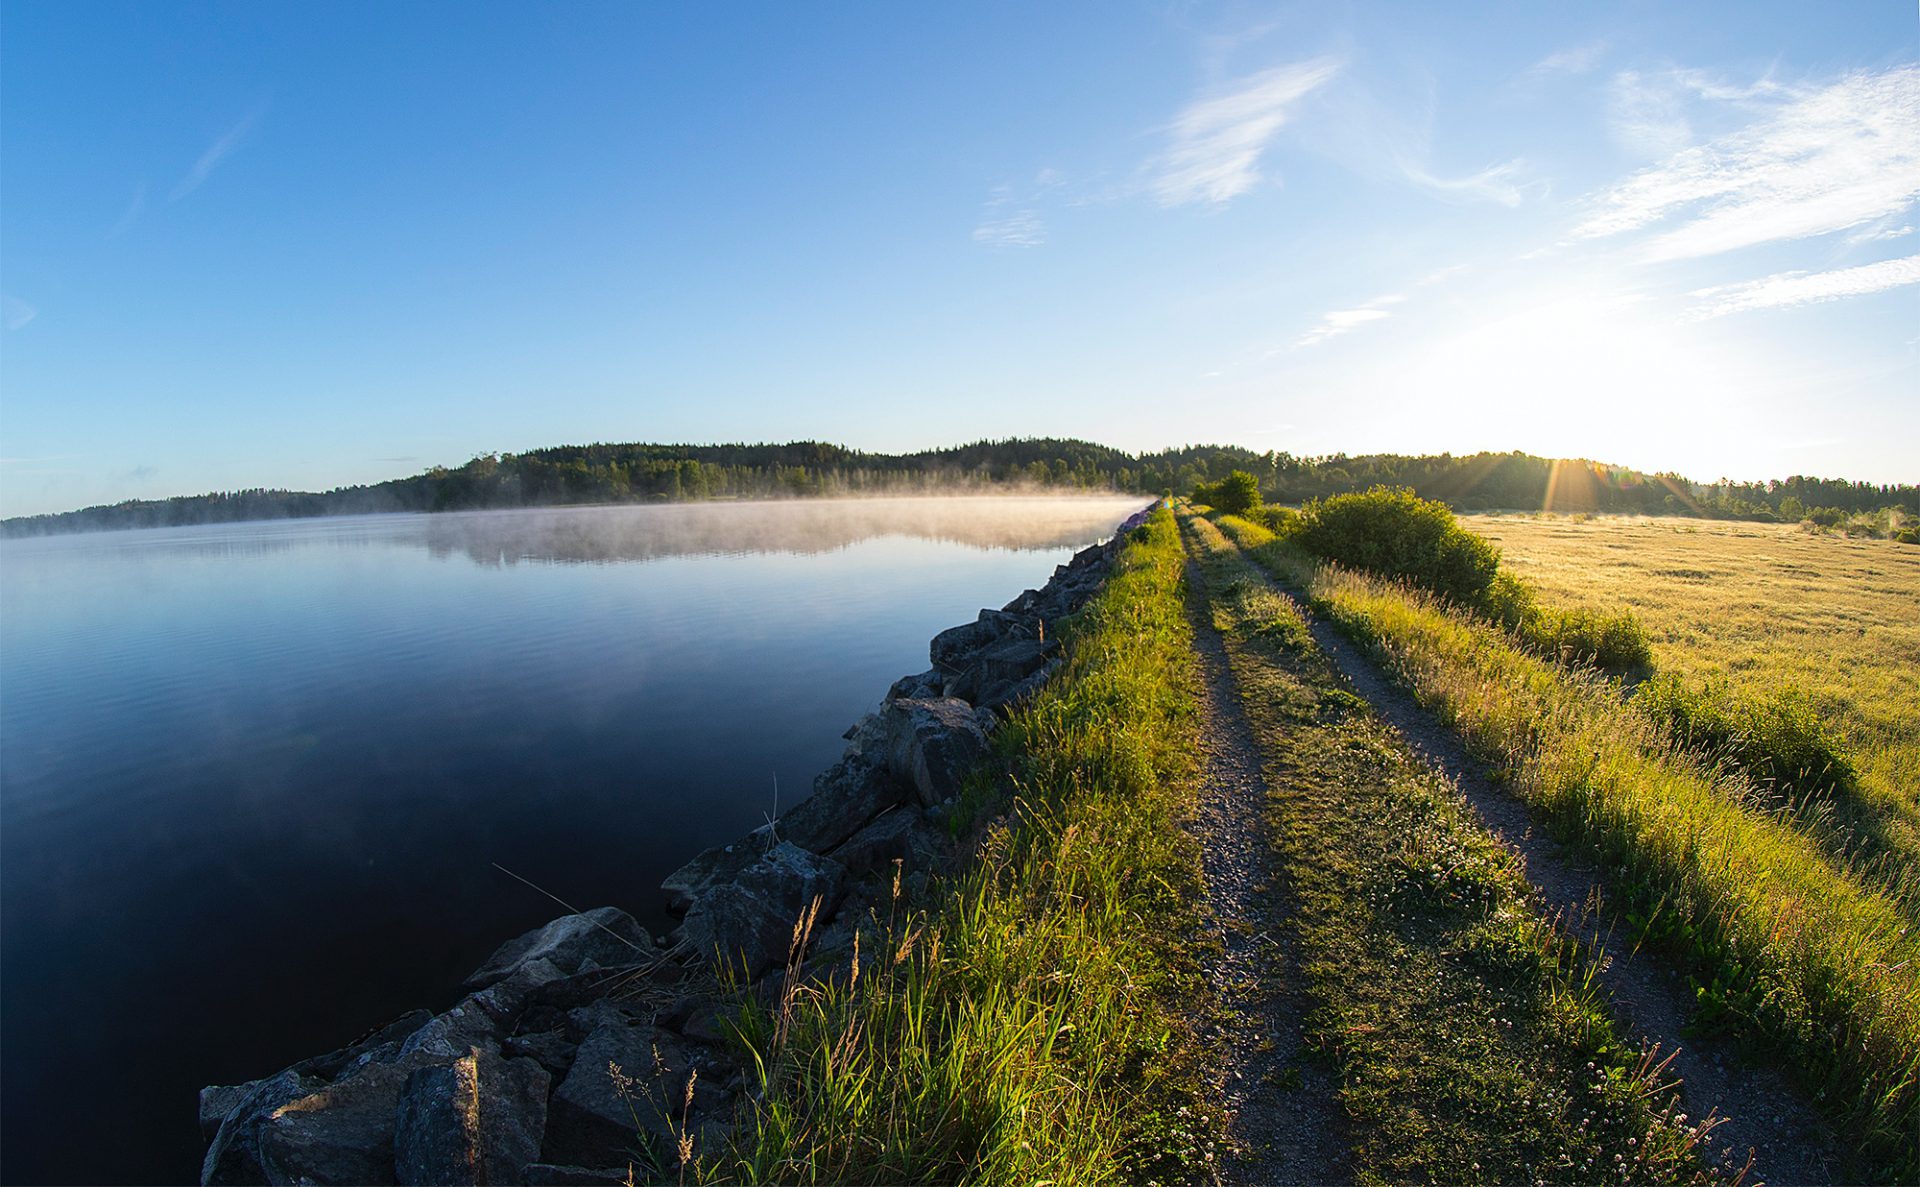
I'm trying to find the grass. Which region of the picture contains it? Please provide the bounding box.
[703,508,1224,1185]
[1181,508,1716,1187]
[1464,513,1920,916]
[1210,511,1920,1182]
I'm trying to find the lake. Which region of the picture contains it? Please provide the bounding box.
[0,495,1146,1185]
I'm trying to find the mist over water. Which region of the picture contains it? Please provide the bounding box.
[0,495,1145,1185]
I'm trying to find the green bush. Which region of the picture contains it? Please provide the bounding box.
[1293,486,1501,605]
[1258,504,1301,536]
[1521,605,1653,672]
[1633,673,1857,801]
[1192,469,1262,516]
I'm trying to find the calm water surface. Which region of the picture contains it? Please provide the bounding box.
[0,496,1144,1184]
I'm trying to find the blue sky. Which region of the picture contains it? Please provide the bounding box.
[2,1,1915,517]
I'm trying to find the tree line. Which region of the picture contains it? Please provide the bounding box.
[4,439,1912,537]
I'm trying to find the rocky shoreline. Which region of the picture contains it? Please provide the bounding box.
[197,507,1150,1186]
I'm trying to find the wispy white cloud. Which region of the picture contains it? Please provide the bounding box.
[1605,69,1694,158]
[1152,56,1343,206]
[1688,254,1920,317]
[1577,65,1920,260]
[1846,222,1914,245]
[172,107,264,200]
[1526,41,1608,80]
[109,181,147,237]
[1397,158,1538,207]
[1294,307,1392,349]
[2,294,38,331]
[973,209,1046,248]
[971,176,1054,248]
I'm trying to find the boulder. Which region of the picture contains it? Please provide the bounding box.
[675,842,846,978]
[204,1062,411,1186]
[838,710,891,762]
[200,1010,438,1141]
[929,610,1036,674]
[882,697,992,807]
[202,1069,322,1184]
[974,658,1064,717]
[394,1047,550,1185]
[398,1000,503,1064]
[827,806,949,879]
[502,1027,578,1077]
[943,636,1059,705]
[660,837,770,915]
[467,957,566,1028]
[886,669,944,700]
[465,908,654,989]
[775,755,908,853]
[545,1018,691,1167]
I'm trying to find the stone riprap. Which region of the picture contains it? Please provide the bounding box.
[197,508,1147,1185]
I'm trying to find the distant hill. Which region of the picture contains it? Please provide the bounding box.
[3,438,1913,537]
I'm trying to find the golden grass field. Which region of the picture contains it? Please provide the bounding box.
[1463,513,1920,855]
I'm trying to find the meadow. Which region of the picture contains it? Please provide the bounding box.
[1463,514,1920,902]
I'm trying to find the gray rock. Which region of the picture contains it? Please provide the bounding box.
[546,1018,686,1167]
[827,806,948,879]
[503,1027,578,1077]
[660,837,768,915]
[202,1069,321,1184]
[398,1000,503,1063]
[944,636,1058,704]
[974,657,1064,717]
[466,957,566,1028]
[466,908,654,989]
[929,610,1036,674]
[775,755,908,853]
[887,668,944,700]
[200,1009,440,1144]
[199,1083,252,1143]
[838,710,891,761]
[882,697,992,807]
[1000,587,1044,615]
[676,842,846,978]
[394,1047,550,1185]
[217,1063,411,1186]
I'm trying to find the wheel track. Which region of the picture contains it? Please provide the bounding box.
[1181,550,1352,1187]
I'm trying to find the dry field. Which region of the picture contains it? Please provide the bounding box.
[1463,513,1920,848]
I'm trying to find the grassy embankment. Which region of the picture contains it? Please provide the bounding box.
[1181,507,1714,1186]
[1466,513,1920,907]
[704,508,1224,1184]
[1210,511,1920,1182]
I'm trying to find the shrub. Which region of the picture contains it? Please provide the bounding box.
[1258,504,1301,536]
[1633,673,1857,801]
[1192,470,1262,516]
[1213,470,1262,516]
[1521,605,1653,672]
[1293,486,1501,605]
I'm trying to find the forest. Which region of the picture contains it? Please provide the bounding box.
[3,438,1912,537]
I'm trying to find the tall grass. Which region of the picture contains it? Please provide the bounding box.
[1211,515,1920,1181]
[1631,673,1858,802]
[708,509,1222,1184]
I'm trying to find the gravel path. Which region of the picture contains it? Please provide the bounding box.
[1242,560,1843,1187]
[1183,560,1352,1187]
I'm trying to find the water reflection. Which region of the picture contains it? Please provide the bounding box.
[420,496,1148,565]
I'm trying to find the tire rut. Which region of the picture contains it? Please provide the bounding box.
[1182,557,1353,1187]
[1232,549,1843,1186]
